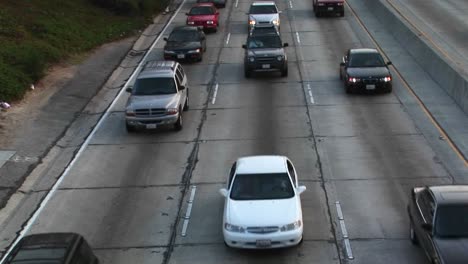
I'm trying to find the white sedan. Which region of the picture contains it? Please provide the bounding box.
[219,155,306,249]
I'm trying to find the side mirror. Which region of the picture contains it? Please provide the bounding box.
[422,223,433,232]
[387,61,392,65]
[242,44,247,49]
[340,62,345,66]
[163,37,168,41]
[125,87,133,93]
[283,43,289,47]
[219,188,228,197]
[297,185,307,195]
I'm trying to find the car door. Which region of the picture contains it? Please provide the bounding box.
[415,189,437,260]
[198,30,206,51]
[340,50,350,80]
[176,65,188,102]
[286,160,298,188]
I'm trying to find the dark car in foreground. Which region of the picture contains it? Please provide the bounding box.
[408,185,468,264]
[4,233,99,264]
[339,48,392,94]
[197,0,226,8]
[163,26,206,62]
[242,25,288,78]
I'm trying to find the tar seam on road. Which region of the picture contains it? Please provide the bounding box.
[335,201,354,260]
[307,84,315,104]
[181,185,197,237]
[226,33,231,45]
[211,83,219,104]
[0,0,188,262]
[346,1,468,167]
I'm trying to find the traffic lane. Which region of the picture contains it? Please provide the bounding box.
[351,240,427,264]
[95,248,164,264]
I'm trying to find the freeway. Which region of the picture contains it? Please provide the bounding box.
[1,0,467,263]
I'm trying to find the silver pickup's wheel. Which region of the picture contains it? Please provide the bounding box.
[174,113,183,131]
[183,96,189,111]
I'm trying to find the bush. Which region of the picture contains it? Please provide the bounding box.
[0,60,31,101]
[90,0,170,15]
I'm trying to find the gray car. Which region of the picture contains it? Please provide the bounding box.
[247,1,281,31]
[125,61,189,132]
[242,25,288,78]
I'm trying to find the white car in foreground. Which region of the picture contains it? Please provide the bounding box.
[219,155,306,249]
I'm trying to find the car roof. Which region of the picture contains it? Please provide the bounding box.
[429,185,468,206]
[252,1,276,6]
[236,155,288,174]
[19,233,81,248]
[138,60,177,79]
[350,48,379,54]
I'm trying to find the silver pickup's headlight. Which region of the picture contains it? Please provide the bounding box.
[224,223,245,233]
[280,220,302,232]
[188,49,201,54]
[125,109,135,117]
[166,108,179,115]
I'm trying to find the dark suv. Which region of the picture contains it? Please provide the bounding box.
[4,233,99,264]
[242,25,288,78]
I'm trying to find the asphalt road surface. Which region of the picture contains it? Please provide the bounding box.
[2,0,467,263]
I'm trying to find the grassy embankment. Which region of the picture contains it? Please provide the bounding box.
[0,0,169,102]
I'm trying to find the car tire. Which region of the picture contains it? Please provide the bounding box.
[183,96,189,111]
[174,113,183,131]
[410,221,418,245]
[281,67,288,77]
[126,123,136,133]
[384,85,393,93]
[245,68,251,78]
[339,70,342,80]
[345,84,353,94]
[340,11,345,17]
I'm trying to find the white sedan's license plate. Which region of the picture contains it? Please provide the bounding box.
[256,240,272,247]
[366,84,376,90]
[262,64,270,69]
[328,7,334,11]
[146,124,157,129]
[177,54,185,59]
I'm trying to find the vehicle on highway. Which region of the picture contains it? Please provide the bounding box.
[125,60,189,132]
[242,24,289,78]
[313,0,344,17]
[197,0,226,8]
[247,1,281,31]
[339,48,393,94]
[4,232,99,264]
[219,155,306,249]
[163,26,207,62]
[186,3,220,32]
[408,185,468,264]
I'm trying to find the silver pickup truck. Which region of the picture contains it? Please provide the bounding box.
[125,60,189,132]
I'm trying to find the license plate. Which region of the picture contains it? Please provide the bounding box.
[146,124,157,129]
[262,64,270,69]
[366,84,376,90]
[328,7,334,11]
[177,54,185,59]
[256,240,271,247]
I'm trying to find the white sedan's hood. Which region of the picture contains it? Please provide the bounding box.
[227,198,300,227]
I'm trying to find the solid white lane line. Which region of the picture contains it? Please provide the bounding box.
[181,186,197,237]
[335,201,354,260]
[307,84,315,104]
[226,32,231,45]
[289,0,293,8]
[211,83,219,104]
[296,32,301,44]
[0,0,188,262]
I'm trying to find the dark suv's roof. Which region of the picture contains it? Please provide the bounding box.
[429,185,468,206]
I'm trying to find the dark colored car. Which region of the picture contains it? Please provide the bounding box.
[197,0,226,8]
[4,233,99,264]
[313,0,344,17]
[163,26,207,62]
[242,25,288,78]
[408,185,468,264]
[339,48,392,94]
[186,3,220,32]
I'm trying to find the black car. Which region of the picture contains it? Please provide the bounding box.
[408,185,468,264]
[339,48,392,93]
[197,0,226,8]
[4,233,99,264]
[163,26,207,62]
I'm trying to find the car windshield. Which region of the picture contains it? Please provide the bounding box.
[168,30,199,42]
[247,36,282,49]
[133,77,176,95]
[189,6,214,15]
[348,53,385,67]
[249,5,277,14]
[230,173,294,200]
[11,248,66,263]
[435,205,468,237]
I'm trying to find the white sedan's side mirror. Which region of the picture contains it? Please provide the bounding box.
[219,188,228,197]
[297,185,306,195]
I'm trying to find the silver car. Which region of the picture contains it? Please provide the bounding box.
[125,60,189,132]
[248,1,281,31]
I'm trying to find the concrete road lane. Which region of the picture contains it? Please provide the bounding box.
[1,0,466,263]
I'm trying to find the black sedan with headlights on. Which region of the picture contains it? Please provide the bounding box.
[408,185,468,264]
[163,26,207,62]
[339,48,393,94]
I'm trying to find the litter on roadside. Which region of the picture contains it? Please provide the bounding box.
[0,102,11,109]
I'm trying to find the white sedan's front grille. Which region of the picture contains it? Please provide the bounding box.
[246,226,279,234]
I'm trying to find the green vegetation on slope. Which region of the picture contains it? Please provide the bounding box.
[0,0,169,102]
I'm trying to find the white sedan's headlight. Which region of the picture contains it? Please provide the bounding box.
[280,220,302,232]
[225,223,245,233]
[188,49,201,54]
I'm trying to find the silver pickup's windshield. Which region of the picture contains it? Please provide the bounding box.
[249,5,277,14]
[230,173,294,200]
[349,53,385,67]
[247,36,282,49]
[133,77,177,95]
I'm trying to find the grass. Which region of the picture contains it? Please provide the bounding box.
[0,0,169,102]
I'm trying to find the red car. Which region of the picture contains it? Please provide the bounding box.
[186,3,219,32]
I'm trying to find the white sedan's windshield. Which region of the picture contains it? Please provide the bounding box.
[230,173,294,200]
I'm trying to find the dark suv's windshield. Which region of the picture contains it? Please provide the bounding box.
[348,53,385,67]
[189,6,215,15]
[435,205,468,237]
[249,5,277,14]
[230,173,294,200]
[133,77,177,95]
[247,36,282,49]
[168,30,199,42]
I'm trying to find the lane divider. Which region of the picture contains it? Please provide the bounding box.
[307,84,315,104]
[335,201,354,260]
[211,83,219,104]
[181,186,197,237]
[225,32,231,45]
[0,0,189,262]
[235,0,239,8]
[295,32,301,44]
